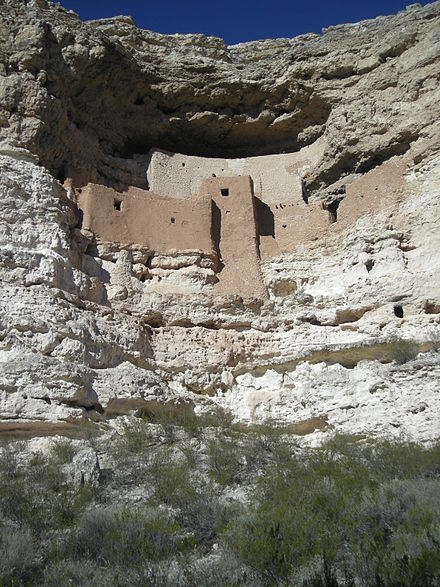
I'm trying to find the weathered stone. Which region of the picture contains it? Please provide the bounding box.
[0,1,439,443]
[65,447,101,486]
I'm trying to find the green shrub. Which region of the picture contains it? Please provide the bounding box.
[184,545,261,587]
[43,559,118,587]
[113,419,155,459]
[43,559,183,587]
[146,448,233,548]
[391,339,419,365]
[147,448,192,506]
[223,470,359,584]
[0,442,21,479]
[358,437,440,482]
[178,484,233,547]
[223,437,440,586]
[0,524,38,585]
[2,422,440,586]
[207,437,245,486]
[239,422,295,475]
[48,561,184,587]
[49,437,77,464]
[178,440,198,468]
[73,506,184,567]
[137,402,207,442]
[141,403,236,440]
[337,478,440,587]
[0,444,94,534]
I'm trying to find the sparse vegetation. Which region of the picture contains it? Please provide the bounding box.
[50,437,77,464]
[391,339,419,364]
[1,420,440,586]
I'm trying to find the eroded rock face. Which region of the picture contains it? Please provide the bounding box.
[1,0,440,442]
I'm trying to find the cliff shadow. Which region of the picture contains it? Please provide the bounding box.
[254,197,275,238]
[211,200,224,272]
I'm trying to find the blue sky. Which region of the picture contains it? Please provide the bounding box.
[58,0,434,44]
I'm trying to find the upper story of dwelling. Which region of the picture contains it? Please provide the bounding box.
[76,142,326,255]
[72,141,407,300]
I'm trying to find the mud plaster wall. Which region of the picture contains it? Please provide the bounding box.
[258,201,330,260]
[146,140,325,204]
[145,143,333,261]
[260,159,408,258]
[337,160,407,227]
[75,156,407,300]
[77,183,213,254]
[201,176,267,299]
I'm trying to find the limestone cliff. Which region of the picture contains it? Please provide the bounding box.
[1,0,440,442]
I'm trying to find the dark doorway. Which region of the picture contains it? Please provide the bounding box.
[211,201,224,272]
[254,197,275,238]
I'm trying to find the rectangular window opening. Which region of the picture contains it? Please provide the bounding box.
[221,188,229,197]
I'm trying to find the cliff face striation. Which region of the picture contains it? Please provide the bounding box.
[1,0,440,442]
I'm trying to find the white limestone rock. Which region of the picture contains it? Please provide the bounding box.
[0,2,440,444]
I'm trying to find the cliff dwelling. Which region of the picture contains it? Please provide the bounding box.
[3,0,440,508]
[74,143,407,299]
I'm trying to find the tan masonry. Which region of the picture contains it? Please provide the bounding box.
[201,176,267,298]
[74,150,407,299]
[77,183,213,254]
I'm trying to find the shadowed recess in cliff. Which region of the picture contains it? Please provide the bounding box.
[2,0,438,197]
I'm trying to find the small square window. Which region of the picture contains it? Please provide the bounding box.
[171,217,175,224]
[221,188,229,197]
[114,199,122,211]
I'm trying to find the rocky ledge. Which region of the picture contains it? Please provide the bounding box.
[0,0,439,443]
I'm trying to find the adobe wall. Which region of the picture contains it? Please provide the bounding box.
[77,183,213,254]
[74,154,407,301]
[337,160,407,226]
[144,142,331,264]
[265,160,408,257]
[146,139,325,205]
[258,201,330,260]
[76,177,267,299]
[76,176,332,265]
[200,176,267,299]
